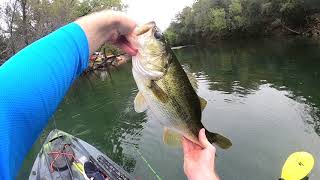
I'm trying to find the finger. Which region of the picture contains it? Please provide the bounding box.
[182,137,192,155]
[112,11,137,35]
[109,12,138,56]
[193,143,202,150]
[198,128,211,148]
[183,137,202,152]
[126,34,139,51]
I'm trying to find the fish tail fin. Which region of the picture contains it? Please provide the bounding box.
[206,131,232,149]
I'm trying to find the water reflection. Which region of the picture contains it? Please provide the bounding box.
[58,68,147,173]
[175,38,320,137]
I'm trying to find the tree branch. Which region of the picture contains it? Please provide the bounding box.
[281,23,301,35]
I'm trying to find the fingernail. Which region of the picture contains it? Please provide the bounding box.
[201,128,205,135]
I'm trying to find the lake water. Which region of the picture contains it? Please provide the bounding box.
[18,38,320,179]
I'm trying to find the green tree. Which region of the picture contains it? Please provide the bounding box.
[165,0,320,45]
[280,0,306,27]
[229,0,242,15]
[228,0,245,30]
[0,0,124,61]
[193,0,215,36]
[210,8,227,33]
[164,29,178,45]
[73,0,124,17]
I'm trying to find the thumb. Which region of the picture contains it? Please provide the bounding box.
[199,128,211,148]
[114,35,138,56]
[182,137,191,155]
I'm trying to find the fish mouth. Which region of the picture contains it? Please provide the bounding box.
[116,35,138,56]
[132,21,164,80]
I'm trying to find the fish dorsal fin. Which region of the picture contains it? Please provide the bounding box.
[199,96,207,111]
[184,68,198,91]
[163,128,182,147]
[134,92,148,113]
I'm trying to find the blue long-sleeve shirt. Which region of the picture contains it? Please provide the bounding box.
[0,23,89,179]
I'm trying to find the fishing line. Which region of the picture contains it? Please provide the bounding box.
[52,116,60,141]
[53,116,58,129]
[134,147,162,180]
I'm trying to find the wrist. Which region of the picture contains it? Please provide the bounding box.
[186,170,219,180]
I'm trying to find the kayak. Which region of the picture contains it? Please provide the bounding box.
[29,129,134,180]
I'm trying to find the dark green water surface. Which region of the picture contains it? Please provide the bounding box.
[18,38,320,179]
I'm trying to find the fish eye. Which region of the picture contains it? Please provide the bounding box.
[154,30,163,40]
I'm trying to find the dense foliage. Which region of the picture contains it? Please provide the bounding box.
[165,0,320,46]
[0,0,124,63]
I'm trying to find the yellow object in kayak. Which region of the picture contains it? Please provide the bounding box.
[281,152,315,180]
[73,162,85,175]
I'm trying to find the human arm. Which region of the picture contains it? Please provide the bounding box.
[182,128,220,180]
[0,11,136,179]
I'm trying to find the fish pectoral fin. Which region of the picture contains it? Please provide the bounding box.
[206,131,232,149]
[163,128,182,147]
[150,81,169,103]
[134,92,148,113]
[199,96,207,111]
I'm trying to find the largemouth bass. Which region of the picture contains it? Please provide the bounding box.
[131,22,231,149]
